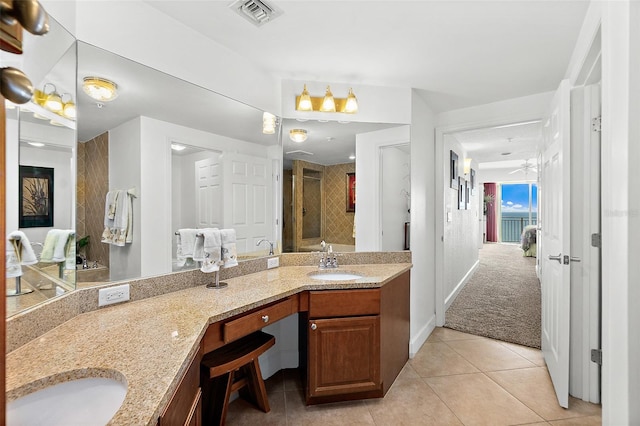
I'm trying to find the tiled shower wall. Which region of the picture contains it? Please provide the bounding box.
[324,163,355,245]
[77,132,109,266]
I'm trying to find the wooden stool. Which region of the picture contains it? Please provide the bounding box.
[201,331,275,426]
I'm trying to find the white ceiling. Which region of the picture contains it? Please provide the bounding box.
[145,0,589,114]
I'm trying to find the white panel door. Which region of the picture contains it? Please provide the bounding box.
[225,153,272,254]
[195,155,223,229]
[540,79,571,408]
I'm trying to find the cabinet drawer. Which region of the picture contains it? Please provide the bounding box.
[309,289,380,318]
[224,296,297,343]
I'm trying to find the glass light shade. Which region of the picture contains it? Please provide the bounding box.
[320,85,336,112]
[262,112,276,134]
[343,88,358,113]
[32,89,46,106]
[297,84,313,111]
[464,158,472,175]
[62,101,76,119]
[83,77,118,101]
[289,129,308,143]
[45,92,63,112]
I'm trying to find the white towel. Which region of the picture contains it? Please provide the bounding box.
[220,228,238,268]
[200,228,221,273]
[41,229,73,263]
[176,228,198,266]
[7,231,38,265]
[102,189,133,246]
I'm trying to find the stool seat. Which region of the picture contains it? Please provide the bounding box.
[201,331,275,425]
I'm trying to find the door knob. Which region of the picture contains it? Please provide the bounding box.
[548,254,562,263]
[261,315,269,323]
[310,323,317,330]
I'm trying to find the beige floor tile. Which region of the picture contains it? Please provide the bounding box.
[410,342,480,377]
[549,415,602,425]
[426,332,442,343]
[365,378,462,425]
[226,389,287,426]
[487,367,602,421]
[426,373,544,426]
[285,389,376,426]
[265,369,285,393]
[499,341,546,366]
[431,327,485,342]
[395,361,421,382]
[445,338,536,372]
[282,367,304,391]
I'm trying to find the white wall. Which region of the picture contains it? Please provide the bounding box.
[409,91,436,356]
[381,146,410,251]
[443,135,479,308]
[478,168,538,184]
[108,118,142,281]
[355,126,411,252]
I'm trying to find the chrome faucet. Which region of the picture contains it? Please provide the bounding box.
[256,239,274,255]
[318,245,338,269]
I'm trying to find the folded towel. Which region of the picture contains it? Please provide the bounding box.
[193,233,205,262]
[220,228,238,268]
[176,228,198,266]
[102,189,133,246]
[6,235,24,278]
[200,228,221,273]
[41,230,60,262]
[40,229,74,263]
[7,231,38,265]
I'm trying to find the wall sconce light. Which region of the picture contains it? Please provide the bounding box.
[262,112,278,134]
[83,76,118,102]
[289,129,308,143]
[296,85,358,114]
[61,93,76,119]
[42,83,62,112]
[464,158,472,175]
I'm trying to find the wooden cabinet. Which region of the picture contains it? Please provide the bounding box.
[303,270,410,404]
[158,349,202,426]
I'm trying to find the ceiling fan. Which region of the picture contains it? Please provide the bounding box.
[509,159,538,175]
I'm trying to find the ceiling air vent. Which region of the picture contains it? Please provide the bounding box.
[285,150,313,157]
[230,0,283,27]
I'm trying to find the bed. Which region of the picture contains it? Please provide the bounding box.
[521,225,537,257]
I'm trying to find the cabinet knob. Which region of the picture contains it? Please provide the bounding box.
[261,315,269,323]
[310,323,317,330]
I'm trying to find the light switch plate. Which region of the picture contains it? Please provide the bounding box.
[98,284,130,307]
[267,257,279,269]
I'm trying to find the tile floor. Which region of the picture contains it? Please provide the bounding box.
[226,327,601,425]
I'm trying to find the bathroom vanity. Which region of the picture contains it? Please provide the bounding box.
[6,262,411,425]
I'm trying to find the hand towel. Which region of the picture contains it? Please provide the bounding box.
[6,237,23,278]
[113,190,130,247]
[200,228,221,273]
[52,230,73,262]
[176,229,197,266]
[7,231,38,265]
[102,190,119,244]
[193,232,205,262]
[220,228,238,268]
[41,229,61,262]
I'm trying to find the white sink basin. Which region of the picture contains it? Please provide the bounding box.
[8,377,127,425]
[309,271,363,281]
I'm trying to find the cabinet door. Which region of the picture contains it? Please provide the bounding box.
[308,316,380,398]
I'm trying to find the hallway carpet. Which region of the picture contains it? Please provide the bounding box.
[444,243,541,348]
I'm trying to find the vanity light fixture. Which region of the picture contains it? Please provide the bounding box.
[289,129,308,143]
[41,83,62,112]
[295,85,359,114]
[262,112,278,134]
[83,76,118,102]
[61,93,76,119]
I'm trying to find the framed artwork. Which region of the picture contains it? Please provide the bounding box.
[470,168,476,195]
[19,165,54,228]
[465,180,470,210]
[346,172,356,212]
[458,177,465,209]
[450,150,459,189]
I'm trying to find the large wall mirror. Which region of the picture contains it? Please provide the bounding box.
[4,16,77,317]
[280,119,411,253]
[5,17,281,316]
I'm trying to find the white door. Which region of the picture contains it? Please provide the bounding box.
[195,154,223,229]
[381,145,410,251]
[224,153,272,254]
[540,79,571,408]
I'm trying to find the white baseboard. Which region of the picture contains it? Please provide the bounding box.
[410,314,436,358]
[444,259,480,310]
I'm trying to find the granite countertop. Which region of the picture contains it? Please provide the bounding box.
[5,263,411,426]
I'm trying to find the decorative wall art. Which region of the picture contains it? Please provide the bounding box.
[450,150,459,189]
[346,172,356,212]
[19,165,54,227]
[458,177,465,209]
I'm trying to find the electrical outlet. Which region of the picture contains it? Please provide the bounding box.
[98,284,130,307]
[267,257,279,269]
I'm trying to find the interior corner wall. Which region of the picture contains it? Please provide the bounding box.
[409,91,435,357]
[443,135,479,308]
[108,118,142,281]
[324,163,355,245]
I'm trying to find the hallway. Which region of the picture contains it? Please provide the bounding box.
[226,328,601,425]
[445,242,541,348]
